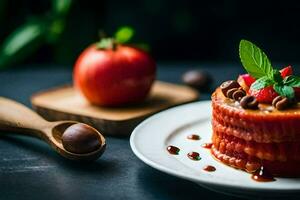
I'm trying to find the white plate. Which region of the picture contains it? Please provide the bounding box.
[130,101,300,199]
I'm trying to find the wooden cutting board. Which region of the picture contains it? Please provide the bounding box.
[31,81,199,136]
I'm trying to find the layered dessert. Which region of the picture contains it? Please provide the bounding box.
[211,40,300,177]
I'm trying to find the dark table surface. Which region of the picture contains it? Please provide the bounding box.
[0,63,245,200]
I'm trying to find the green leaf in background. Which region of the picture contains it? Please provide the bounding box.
[114,26,135,44]
[273,83,295,99]
[52,0,72,16]
[283,75,300,87]
[46,18,66,44]
[250,76,274,90]
[48,0,72,43]
[0,0,73,69]
[0,20,46,69]
[239,39,273,79]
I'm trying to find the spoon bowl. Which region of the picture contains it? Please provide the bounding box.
[0,97,106,161]
[50,121,106,160]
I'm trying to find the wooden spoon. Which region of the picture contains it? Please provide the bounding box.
[0,97,106,161]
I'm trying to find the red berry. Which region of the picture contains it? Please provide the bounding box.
[280,66,299,100]
[280,66,293,78]
[241,74,256,87]
[237,74,256,92]
[249,86,279,104]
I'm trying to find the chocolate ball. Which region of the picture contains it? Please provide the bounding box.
[240,95,258,109]
[272,96,290,110]
[220,80,240,97]
[182,70,212,90]
[62,123,101,154]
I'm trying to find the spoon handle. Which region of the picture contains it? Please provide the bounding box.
[0,97,49,133]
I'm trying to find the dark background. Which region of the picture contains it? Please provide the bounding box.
[1,2,300,199]
[1,0,300,68]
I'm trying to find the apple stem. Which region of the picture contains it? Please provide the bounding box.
[96,38,117,50]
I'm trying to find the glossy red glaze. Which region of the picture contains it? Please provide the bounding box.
[167,145,180,155]
[203,165,216,172]
[187,134,200,140]
[201,143,213,149]
[187,152,201,160]
[251,166,275,182]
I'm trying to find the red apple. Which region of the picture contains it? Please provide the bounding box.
[74,39,156,106]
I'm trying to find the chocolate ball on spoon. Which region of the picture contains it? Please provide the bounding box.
[61,123,102,154]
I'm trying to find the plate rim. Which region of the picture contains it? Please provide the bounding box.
[130,101,300,193]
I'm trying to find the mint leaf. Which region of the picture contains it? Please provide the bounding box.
[283,75,300,87]
[239,40,273,79]
[271,70,283,84]
[250,76,274,90]
[239,39,299,100]
[273,83,294,99]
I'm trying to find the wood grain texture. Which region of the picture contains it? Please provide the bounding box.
[31,81,199,136]
[0,97,106,161]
